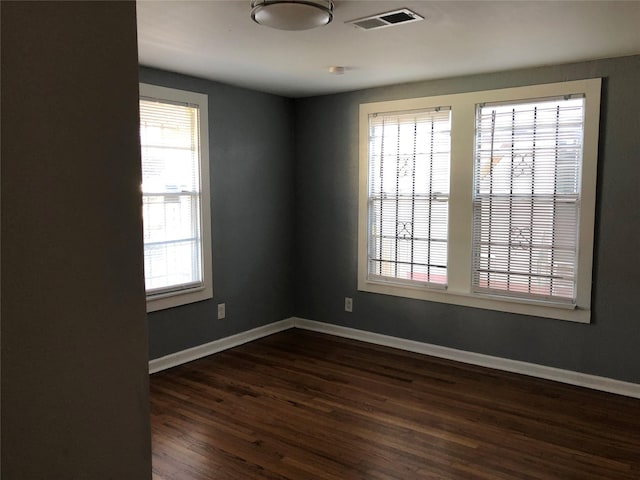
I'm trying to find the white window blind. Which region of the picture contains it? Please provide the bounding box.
[472,96,585,304]
[367,108,451,287]
[139,97,204,296]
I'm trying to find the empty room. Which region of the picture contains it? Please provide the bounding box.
[2,1,640,479]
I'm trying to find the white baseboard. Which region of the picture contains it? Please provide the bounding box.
[292,317,640,399]
[148,316,640,399]
[148,318,294,374]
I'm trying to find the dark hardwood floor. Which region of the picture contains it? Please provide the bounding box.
[150,329,640,480]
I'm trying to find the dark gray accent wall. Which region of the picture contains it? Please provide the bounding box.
[294,55,640,384]
[1,2,151,478]
[140,68,295,359]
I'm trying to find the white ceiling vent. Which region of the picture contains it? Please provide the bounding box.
[348,8,424,31]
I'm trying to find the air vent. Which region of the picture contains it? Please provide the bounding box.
[348,8,424,30]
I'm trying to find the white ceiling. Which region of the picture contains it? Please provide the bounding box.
[137,0,640,98]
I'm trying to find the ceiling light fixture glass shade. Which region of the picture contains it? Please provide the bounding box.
[250,0,334,31]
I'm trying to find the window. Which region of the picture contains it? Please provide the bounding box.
[366,108,451,288]
[472,97,585,304]
[358,79,601,322]
[139,83,212,312]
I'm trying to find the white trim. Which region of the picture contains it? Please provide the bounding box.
[292,318,640,399]
[148,318,294,374]
[148,317,639,399]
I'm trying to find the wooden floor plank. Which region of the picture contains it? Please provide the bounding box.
[150,329,640,479]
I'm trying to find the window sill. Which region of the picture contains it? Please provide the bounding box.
[146,285,213,313]
[358,279,590,323]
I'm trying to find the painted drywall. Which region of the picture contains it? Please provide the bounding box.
[140,68,296,359]
[294,55,640,384]
[1,2,151,478]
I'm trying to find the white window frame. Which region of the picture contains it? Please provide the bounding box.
[139,83,213,312]
[358,79,601,323]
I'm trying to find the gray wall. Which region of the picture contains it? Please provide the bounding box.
[140,68,296,359]
[294,55,640,384]
[1,2,151,478]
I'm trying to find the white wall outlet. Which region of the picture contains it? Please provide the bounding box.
[345,297,353,312]
[217,303,226,320]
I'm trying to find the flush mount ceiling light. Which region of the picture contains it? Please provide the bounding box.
[250,0,334,31]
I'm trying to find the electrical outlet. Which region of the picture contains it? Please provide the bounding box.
[217,303,225,320]
[345,297,353,312]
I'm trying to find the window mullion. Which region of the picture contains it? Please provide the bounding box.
[447,103,475,294]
